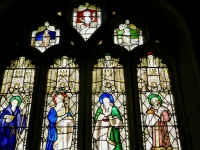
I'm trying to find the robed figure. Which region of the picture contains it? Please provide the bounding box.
[46,93,74,150]
[41,30,50,46]
[146,94,172,150]
[116,20,140,50]
[93,93,123,150]
[0,96,26,150]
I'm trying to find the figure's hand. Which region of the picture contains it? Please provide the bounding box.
[115,118,120,126]
[147,109,155,114]
[61,114,68,119]
[65,116,74,123]
[104,112,110,117]
[97,114,104,120]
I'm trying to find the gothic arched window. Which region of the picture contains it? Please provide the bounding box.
[0,1,191,149]
[0,56,35,149]
[92,53,129,150]
[40,55,79,149]
[137,52,181,150]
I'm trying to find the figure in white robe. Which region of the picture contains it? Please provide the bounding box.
[41,30,50,46]
[93,93,123,150]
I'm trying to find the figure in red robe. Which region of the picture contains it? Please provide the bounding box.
[146,94,172,150]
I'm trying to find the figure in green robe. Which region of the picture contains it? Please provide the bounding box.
[115,20,140,51]
[93,93,123,150]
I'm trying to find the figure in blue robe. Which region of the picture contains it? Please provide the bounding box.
[45,93,73,150]
[45,108,73,150]
[0,96,26,150]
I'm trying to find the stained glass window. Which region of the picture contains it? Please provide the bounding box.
[73,2,101,41]
[40,55,79,150]
[114,20,143,51]
[31,22,60,53]
[92,53,129,150]
[0,56,35,149]
[137,52,181,150]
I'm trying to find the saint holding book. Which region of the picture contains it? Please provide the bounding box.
[0,96,27,150]
[93,93,123,150]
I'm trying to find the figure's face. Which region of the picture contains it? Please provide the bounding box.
[44,30,49,34]
[103,98,110,106]
[124,28,130,32]
[56,96,64,108]
[151,98,160,109]
[11,100,19,108]
[83,11,90,17]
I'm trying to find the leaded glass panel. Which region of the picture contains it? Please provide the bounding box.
[0,56,35,150]
[137,53,181,150]
[31,22,60,53]
[92,54,129,150]
[40,56,79,150]
[73,2,101,41]
[114,20,143,51]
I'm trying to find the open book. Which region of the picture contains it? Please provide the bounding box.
[3,115,15,123]
[108,116,123,127]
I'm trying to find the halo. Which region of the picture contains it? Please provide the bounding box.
[99,93,114,104]
[148,94,162,105]
[9,96,22,106]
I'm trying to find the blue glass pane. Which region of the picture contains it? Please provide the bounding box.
[35,30,56,41]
